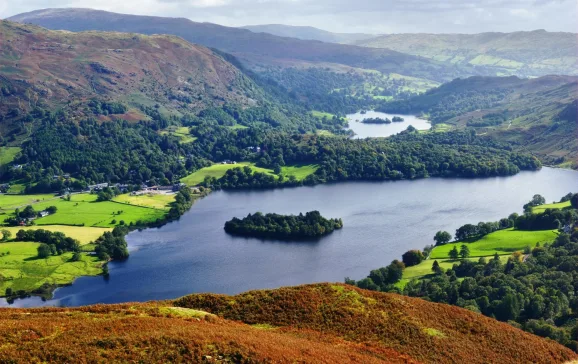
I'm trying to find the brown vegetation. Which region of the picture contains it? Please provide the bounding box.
[0,283,575,363]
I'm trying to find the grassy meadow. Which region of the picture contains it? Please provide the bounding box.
[1,226,111,245]
[280,164,318,181]
[181,162,275,186]
[0,146,21,166]
[160,126,197,144]
[398,228,559,287]
[532,200,571,214]
[113,193,176,211]
[429,228,558,259]
[0,242,103,294]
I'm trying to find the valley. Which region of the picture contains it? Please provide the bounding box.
[0,4,577,361]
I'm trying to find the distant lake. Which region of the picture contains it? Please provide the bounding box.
[346,111,430,138]
[3,167,577,308]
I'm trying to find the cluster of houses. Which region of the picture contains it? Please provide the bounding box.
[87,182,187,194]
[221,160,237,165]
[247,146,261,153]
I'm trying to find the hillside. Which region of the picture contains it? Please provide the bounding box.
[381,75,578,167]
[241,24,376,44]
[356,31,578,77]
[0,20,265,136]
[1,284,576,363]
[7,8,475,83]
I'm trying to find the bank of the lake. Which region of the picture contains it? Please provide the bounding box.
[346,111,430,138]
[2,167,577,307]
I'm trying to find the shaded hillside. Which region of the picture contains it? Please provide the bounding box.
[356,31,578,77]
[0,20,263,135]
[381,76,578,167]
[8,8,475,83]
[241,24,376,44]
[1,284,576,363]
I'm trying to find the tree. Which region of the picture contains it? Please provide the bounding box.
[1,229,11,242]
[432,260,442,274]
[571,193,578,209]
[37,243,51,258]
[402,250,425,267]
[71,252,82,262]
[523,194,546,212]
[459,244,470,259]
[46,206,58,214]
[434,231,452,245]
[449,246,459,260]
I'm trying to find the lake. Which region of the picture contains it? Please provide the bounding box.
[3,167,577,307]
[346,111,431,138]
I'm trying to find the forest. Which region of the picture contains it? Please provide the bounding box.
[224,211,343,239]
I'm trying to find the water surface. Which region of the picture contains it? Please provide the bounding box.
[3,167,577,307]
[346,111,430,138]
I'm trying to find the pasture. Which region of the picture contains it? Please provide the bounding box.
[181,162,275,186]
[0,242,103,295]
[1,226,111,245]
[113,193,176,210]
[429,228,558,259]
[532,200,571,214]
[281,164,318,181]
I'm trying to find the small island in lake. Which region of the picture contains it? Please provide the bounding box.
[224,211,343,239]
[392,116,405,122]
[361,117,391,124]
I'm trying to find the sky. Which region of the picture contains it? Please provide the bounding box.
[1,0,577,34]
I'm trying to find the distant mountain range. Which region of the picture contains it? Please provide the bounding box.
[4,8,486,83]
[355,31,578,77]
[241,24,376,44]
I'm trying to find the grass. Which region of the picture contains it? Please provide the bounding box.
[311,110,336,119]
[0,242,103,295]
[429,228,558,259]
[397,228,559,288]
[0,226,111,245]
[0,147,20,166]
[532,201,571,214]
[1,193,167,228]
[160,126,197,144]
[399,256,511,288]
[113,193,176,211]
[181,162,275,186]
[280,164,318,181]
[0,194,57,212]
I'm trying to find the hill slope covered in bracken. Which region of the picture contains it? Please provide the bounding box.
[1,284,576,363]
[0,20,264,135]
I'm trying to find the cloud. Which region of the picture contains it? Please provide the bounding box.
[1,0,577,33]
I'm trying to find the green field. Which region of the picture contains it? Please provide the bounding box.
[399,255,511,288]
[181,162,275,186]
[1,193,167,228]
[113,193,176,211]
[397,228,559,288]
[0,147,21,166]
[0,194,57,212]
[1,226,111,245]
[532,201,571,214]
[160,126,197,144]
[429,228,558,259]
[0,242,103,295]
[280,164,318,181]
[311,110,336,119]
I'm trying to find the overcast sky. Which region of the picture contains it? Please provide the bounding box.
[1,0,577,34]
